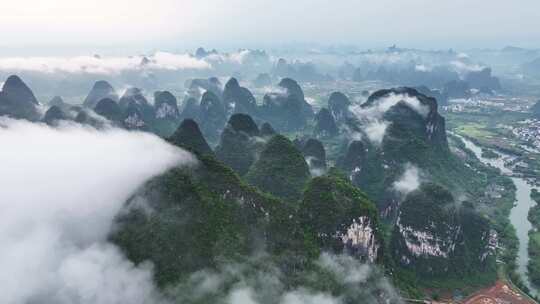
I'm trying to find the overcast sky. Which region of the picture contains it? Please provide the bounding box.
[0,0,538,55]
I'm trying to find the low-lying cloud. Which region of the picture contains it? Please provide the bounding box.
[0,118,195,304]
[0,52,211,74]
[170,252,401,304]
[348,93,429,145]
[393,163,421,196]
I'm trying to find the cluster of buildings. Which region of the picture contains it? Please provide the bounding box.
[512,119,540,148]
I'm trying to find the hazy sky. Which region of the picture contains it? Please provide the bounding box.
[1,0,539,55]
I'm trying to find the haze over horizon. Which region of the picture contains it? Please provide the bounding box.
[1,0,540,56]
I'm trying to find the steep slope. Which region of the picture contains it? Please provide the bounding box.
[328,91,351,123]
[110,153,284,287]
[299,174,382,262]
[118,88,155,124]
[153,91,180,136]
[123,103,149,130]
[314,107,339,137]
[0,75,40,120]
[2,75,39,105]
[260,78,312,132]
[168,119,214,156]
[43,105,69,125]
[391,183,496,281]
[198,91,227,142]
[295,137,327,176]
[215,114,262,175]
[341,87,481,211]
[154,91,180,120]
[222,78,258,116]
[94,98,123,123]
[245,135,310,201]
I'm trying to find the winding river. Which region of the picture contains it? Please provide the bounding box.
[458,135,539,296]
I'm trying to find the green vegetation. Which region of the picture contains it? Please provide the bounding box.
[245,135,311,201]
[299,174,381,259]
[111,149,391,302]
[528,189,540,286]
[168,119,214,156]
[215,114,262,175]
[482,148,499,159]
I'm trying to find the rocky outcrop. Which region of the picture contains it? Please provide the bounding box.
[198,91,227,141]
[48,96,66,108]
[154,91,180,120]
[299,175,382,262]
[414,85,448,107]
[295,138,327,176]
[43,105,69,125]
[278,78,313,119]
[179,97,200,121]
[336,140,367,180]
[328,92,351,123]
[2,75,39,105]
[246,135,310,201]
[94,98,123,123]
[260,78,312,132]
[168,119,214,156]
[391,184,495,276]
[118,88,155,123]
[186,77,223,101]
[314,108,338,137]
[364,87,448,147]
[123,103,148,130]
[0,75,40,120]
[215,114,261,175]
[83,80,118,109]
[222,78,257,115]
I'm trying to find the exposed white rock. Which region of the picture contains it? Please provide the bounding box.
[156,103,178,119]
[124,113,145,128]
[396,213,458,258]
[481,229,498,261]
[340,216,379,263]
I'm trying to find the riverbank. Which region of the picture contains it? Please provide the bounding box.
[456,133,539,299]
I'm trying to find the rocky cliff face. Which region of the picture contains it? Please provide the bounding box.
[154,91,179,120]
[299,175,382,262]
[338,88,472,212]
[340,216,380,263]
[223,78,258,116]
[391,184,496,277]
[119,88,155,124]
[328,91,351,124]
[123,104,148,130]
